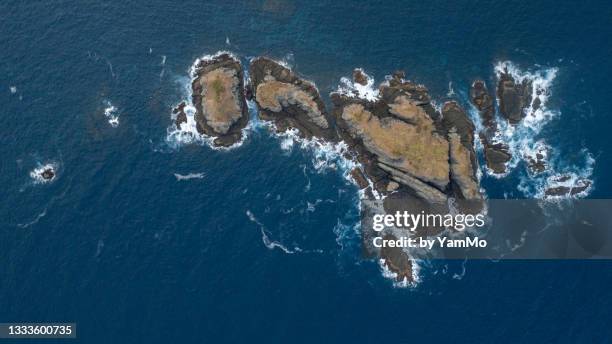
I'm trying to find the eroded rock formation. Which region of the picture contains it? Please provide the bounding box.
[497,67,533,124]
[249,57,336,141]
[330,72,483,283]
[469,80,511,174]
[175,53,249,147]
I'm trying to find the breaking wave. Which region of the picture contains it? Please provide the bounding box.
[335,68,379,102]
[486,61,595,199]
[173,172,205,181]
[29,162,59,185]
[165,51,251,151]
[378,258,421,288]
[103,100,120,128]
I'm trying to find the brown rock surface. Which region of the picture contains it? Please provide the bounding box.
[341,103,449,189]
[183,53,249,147]
[249,57,336,140]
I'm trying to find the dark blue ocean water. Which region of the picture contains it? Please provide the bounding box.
[2,0,612,342]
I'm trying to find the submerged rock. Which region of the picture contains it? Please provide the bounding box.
[249,57,337,140]
[187,53,249,147]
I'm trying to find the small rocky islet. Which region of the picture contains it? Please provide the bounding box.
[173,53,590,283]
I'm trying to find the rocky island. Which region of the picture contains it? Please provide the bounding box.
[174,53,249,147]
[170,53,594,283]
[248,57,337,141]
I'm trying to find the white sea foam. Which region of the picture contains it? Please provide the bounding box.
[268,124,359,180]
[173,172,205,181]
[103,100,120,128]
[29,162,58,184]
[490,62,559,172]
[246,210,302,254]
[490,61,594,198]
[335,68,379,102]
[519,150,595,199]
[452,259,468,280]
[17,208,48,229]
[447,81,455,97]
[430,99,443,115]
[280,53,295,69]
[495,61,558,130]
[302,165,311,192]
[378,258,421,288]
[165,51,251,151]
[332,218,360,251]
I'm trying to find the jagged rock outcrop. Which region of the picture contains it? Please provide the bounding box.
[332,72,483,205]
[544,176,591,197]
[175,53,249,147]
[352,69,369,86]
[342,102,450,190]
[380,234,413,282]
[330,71,485,283]
[173,102,188,127]
[469,80,511,174]
[497,67,533,124]
[249,57,337,141]
[524,142,549,174]
[440,101,482,202]
[41,168,55,180]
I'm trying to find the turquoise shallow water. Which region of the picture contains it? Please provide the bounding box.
[1,0,612,342]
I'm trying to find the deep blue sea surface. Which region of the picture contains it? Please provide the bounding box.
[2,0,612,342]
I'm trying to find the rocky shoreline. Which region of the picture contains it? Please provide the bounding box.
[248,57,337,141]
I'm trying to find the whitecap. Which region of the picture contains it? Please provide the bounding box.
[10,86,17,94]
[103,100,120,128]
[495,61,558,130]
[173,172,205,181]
